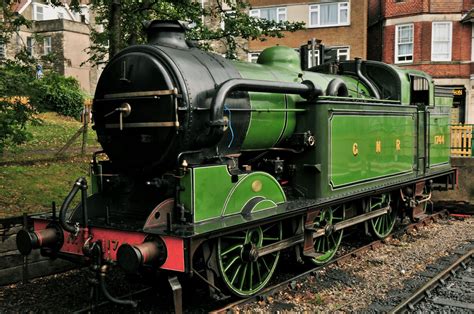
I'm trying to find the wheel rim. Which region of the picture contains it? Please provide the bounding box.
[369,194,396,238]
[311,204,346,265]
[217,222,282,297]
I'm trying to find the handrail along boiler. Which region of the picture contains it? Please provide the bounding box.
[16,20,456,305]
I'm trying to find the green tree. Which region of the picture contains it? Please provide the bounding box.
[0,2,84,154]
[0,2,36,154]
[84,0,304,64]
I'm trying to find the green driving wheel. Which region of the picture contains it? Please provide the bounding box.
[217,222,282,297]
[310,204,346,265]
[368,193,397,239]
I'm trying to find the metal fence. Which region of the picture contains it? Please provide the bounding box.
[451,124,473,157]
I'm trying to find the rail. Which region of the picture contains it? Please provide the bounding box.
[389,248,473,313]
[450,124,473,157]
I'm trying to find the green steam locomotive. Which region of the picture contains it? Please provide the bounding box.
[17,20,456,304]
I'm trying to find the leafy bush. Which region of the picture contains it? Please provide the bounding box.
[0,61,37,154]
[30,73,85,119]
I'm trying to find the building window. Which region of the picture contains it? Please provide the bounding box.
[336,47,350,61]
[221,11,236,30]
[432,22,452,61]
[309,2,349,28]
[34,4,44,21]
[308,46,350,67]
[308,50,320,67]
[249,7,287,22]
[248,52,260,63]
[26,37,34,56]
[43,37,52,55]
[0,38,5,59]
[395,24,413,63]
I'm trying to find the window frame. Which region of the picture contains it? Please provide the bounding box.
[0,38,5,59]
[249,7,287,23]
[308,2,350,28]
[43,36,52,55]
[308,46,350,67]
[26,37,35,56]
[395,23,414,64]
[220,10,236,30]
[308,49,320,68]
[248,52,260,63]
[33,3,45,21]
[335,46,350,61]
[431,21,452,62]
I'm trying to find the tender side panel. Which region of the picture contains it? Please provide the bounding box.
[429,97,452,167]
[329,112,416,188]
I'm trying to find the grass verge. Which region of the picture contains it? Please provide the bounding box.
[0,112,99,218]
[1,112,99,163]
[0,157,90,218]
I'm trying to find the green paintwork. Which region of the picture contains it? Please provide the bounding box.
[222,173,286,216]
[417,109,427,174]
[399,68,435,106]
[231,60,295,150]
[293,102,418,200]
[179,165,286,223]
[329,113,415,188]
[230,46,374,151]
[368,194,396,239]
[435,95,453,107]
[429,101,451,167]
[89,163,102,194]
[175,46,452,242]
[310,204,345,264]
[217,222,282,296]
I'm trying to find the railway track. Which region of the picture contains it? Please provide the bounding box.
[209,210,450,313]
[390,247,473,313]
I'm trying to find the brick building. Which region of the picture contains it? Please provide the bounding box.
[368,0,474,124]
[2,0,99,95]
[246,0,368,64]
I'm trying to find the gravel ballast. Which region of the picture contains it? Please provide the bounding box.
[235,217,473,312]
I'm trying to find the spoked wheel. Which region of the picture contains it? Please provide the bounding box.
[368,193,397,239]
[217,222,282,297]
[310,204,346,265]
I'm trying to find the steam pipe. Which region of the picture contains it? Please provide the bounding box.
[355,58,380,99]
[90,242,137,307]
[59,177,87,235]
[207,78,323,144]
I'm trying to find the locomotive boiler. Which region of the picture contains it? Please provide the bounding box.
[16,20,456,307]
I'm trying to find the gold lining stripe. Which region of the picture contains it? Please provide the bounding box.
[105,122,179,128]
[103,89,177,99]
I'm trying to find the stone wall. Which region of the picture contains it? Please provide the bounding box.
[432,157,474,203]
